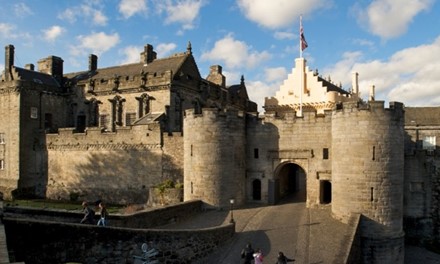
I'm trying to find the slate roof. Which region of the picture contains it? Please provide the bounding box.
[64,52,191,83]
[318,76,350,95]
[14,66,60,87]
[405,107,440,126]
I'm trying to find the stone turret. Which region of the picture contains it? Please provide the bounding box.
[331,101,405,263]
[183,108,246,208]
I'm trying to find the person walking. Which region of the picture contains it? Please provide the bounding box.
[275,251,295,263]
[80,201,95,224]
[97,202,108,226]
[240,243,255,264]
[253,248,264,264]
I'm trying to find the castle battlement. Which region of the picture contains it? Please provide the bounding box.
[184,108,245,120]
[46,123,162,149]
[334,100,404,119]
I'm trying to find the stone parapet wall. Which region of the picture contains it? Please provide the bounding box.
[3,200,202,228]
[3,217,234,264]
[2,200,234,264]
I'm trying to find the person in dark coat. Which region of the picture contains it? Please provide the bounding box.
[241,243,255,264]
[275,251,295,264]
[80,201,95,224]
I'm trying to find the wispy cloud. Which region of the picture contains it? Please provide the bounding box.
[354,0,434,39]
[201,34,271,69]
[154,0,205,32]
[14,3,33,18]
[70,32,120,56]
[118,0,148,19]
[58,2,108,26]
[42,26,65,42]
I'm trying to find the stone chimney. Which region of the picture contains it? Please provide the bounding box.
[369,85,375,101]
[140,44,157,64]
[25,64,35,71]
[4,44,14,81]
[89,54,97,72]
[37,56,64,84]
[206,65,226,87]
[352,72,359,94]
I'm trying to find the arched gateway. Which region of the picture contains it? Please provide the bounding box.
[268,162,307,204]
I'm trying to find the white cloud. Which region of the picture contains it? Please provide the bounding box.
[245,80,281,112]
[14,3,33,17]
[201,34,271,69]
[156,43,177,57]
[118,0,148,19]
[70,32,120,56]
[58,2,108,26]
[42,26,65,42]
[264,67,287,82]
[0,23,15,38]
[119,45,143,64]
[355,0,434,39]
[323,36,440,106]
[236,0,328,29]
[156,0,205,31]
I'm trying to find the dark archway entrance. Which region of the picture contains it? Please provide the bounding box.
[320,180,331,204]
[252,179,261,200]
[274,163,306,203]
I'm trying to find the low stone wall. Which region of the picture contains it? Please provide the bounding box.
[3,200,202,228]
[4,217,234,264]
[2,200,235,263]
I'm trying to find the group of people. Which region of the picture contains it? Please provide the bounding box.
[80,200,108,226]
[241,243,295,264]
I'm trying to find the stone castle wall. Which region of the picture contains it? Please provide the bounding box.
[183,108,246,208]
[331,101,405,263]
[0,81,21,199]
[45,124,168,204]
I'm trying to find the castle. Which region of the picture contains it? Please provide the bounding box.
[1,43,440,263]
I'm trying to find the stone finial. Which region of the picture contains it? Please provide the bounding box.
[187,41,192,54]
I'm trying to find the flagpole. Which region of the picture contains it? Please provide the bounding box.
[299,15,303,116]
[300,15,303,59]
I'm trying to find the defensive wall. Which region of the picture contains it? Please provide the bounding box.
[45,125,184,204]
[2,200,235,263]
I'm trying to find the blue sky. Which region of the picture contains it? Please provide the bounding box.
[1,0,439,111]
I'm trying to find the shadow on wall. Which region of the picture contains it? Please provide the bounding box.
[46,145,182,205]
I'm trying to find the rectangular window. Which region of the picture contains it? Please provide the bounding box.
[99,114,109,130]
[30,107,38,119]
[125,112,136,126]
[0,159,4,170]
[254,148,259,159]
[0,133,4,144]
[323,148,329,159]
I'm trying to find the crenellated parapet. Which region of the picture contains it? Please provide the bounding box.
[46,124,162,150]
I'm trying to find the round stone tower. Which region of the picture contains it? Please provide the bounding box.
[183,108,246,209]
[331,101,405,263]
